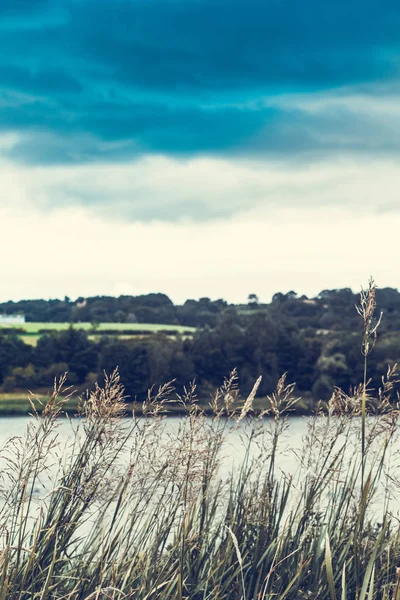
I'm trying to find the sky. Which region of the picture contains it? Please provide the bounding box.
[1,0,400,304]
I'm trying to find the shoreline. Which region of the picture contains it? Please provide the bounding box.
[0,396,322,417]
[0,392,315,417]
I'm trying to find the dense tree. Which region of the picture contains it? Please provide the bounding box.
[99,340,152,399]
[248,293,259,306]
[1,286,400,404]
[0,334,32,385]
[33,328,98,384]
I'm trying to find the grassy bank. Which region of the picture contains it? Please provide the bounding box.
[0,391,314,416]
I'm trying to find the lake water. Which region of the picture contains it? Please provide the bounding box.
[0,414,309,474]
[0,414,398,519]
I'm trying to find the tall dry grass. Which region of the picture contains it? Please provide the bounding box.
[0,282,399,599]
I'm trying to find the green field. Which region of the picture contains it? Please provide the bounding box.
[0,322,196,346]
[0,322,195,333]
[0,393,78,415]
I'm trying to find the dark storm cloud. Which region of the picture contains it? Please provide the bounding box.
[3,0,399,88]
[0,65,82,95]
[4,97,400,166]
[1,98,280,163]
[1,1,400,163]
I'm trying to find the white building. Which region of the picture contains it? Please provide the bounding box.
[0,314,26,326]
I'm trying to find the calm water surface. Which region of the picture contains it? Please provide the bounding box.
[0,415,398,518]
[0,415,309,471]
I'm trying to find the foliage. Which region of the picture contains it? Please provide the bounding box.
[1,285,400,404]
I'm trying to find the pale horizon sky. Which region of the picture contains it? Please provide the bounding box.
[1,0,400,304]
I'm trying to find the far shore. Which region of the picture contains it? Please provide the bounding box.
[0,393,315,417]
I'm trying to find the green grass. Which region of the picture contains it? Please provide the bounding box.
[0,391,314,416]
[0,321,195,333]
[0,393,80,414]
[0,322,196,346]
[20,334,40,346]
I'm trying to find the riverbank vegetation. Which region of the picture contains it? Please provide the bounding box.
[1,287,400,407]
[1,280,400,598]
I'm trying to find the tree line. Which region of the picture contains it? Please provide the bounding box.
[1,286,400,402]
[2,287,400,330]
[0,294,228,327]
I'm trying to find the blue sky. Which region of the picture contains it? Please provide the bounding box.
[1,0,400,301]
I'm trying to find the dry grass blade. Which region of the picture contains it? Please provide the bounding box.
[356,277,383,358]
[325,532,337,600]
[237,376,262,422]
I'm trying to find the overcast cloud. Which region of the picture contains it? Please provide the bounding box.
[1,0,399,300]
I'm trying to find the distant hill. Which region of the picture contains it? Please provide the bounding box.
[1,287,400,332]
